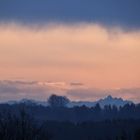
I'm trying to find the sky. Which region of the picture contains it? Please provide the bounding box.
[0,0,140,102]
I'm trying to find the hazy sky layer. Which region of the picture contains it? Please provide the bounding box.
[0,24,140,88]
[0,0,140,101]
[0,80,140,102]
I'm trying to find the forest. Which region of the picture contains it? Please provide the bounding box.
[0,95,140,140]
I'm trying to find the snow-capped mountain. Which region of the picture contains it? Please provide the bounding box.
[68,95,133,108]
[95,95,132,107]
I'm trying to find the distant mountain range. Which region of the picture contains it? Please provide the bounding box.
[6,99,49,106]
[5,95,133,108]
[69,95,133,108]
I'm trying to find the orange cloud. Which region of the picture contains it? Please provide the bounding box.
[0,23,140,89]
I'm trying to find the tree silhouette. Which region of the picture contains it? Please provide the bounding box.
[0,108,52,140]
[134,128,140,140]
[48,94,70,107]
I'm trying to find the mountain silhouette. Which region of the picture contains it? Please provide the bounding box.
[5,95,132,108]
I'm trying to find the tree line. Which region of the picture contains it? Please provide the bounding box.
[0,95,140,140]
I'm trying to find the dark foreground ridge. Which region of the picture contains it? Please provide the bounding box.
[0,95,140,140]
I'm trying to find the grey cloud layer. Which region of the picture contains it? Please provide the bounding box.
[0,80,48,101]
[67,88,140,102]
[0,80,83,101]
[0,80,139,103]
[0,0,140,28]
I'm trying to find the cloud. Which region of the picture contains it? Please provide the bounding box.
[0,23,140,89]
[0,0,140,28]
[110,88,140,103]
[0,80,139,103]
[67,88,140,103]
[70,82,84,86]
[0,80,71,102]
[67,88,108,101]
[0,80,47,101]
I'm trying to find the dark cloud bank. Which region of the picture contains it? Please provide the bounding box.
[0,80,140,103]
[0,0,140,28]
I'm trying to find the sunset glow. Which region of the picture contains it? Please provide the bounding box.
[0,0,140,102]
[0,23,140,89]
